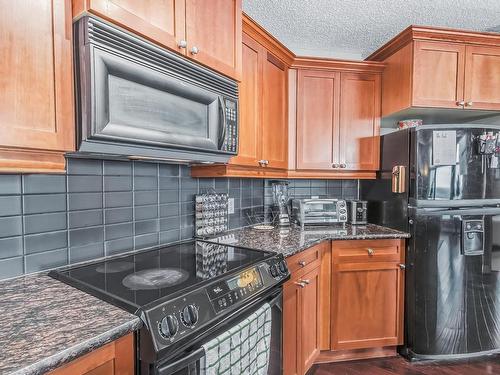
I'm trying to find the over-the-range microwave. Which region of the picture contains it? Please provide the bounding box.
[73,16,238,164]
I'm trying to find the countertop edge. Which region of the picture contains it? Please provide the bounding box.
[8,318,142,375]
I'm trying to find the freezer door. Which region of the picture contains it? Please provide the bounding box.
[414,125,500,206]
[406,207,500,358]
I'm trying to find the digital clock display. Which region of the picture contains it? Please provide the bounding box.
[227,268,261,290]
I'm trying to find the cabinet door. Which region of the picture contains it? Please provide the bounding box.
[412,41,465,108]
[464,45,500,110]
[331,261,404,350]
[185,0,242,80]
[48,334,134,375]
[262,52,288,169]
[0,0,74,152]
[299,266,321,374]
[339,73,381,171]
[77,0,186,53]
[283,281,300,375]
[296,70,340,170]
[230,33,262,167]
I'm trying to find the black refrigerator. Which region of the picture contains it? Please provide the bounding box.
[361,124,500,360]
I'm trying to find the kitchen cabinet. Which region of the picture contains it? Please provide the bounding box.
[0,0,74,173]
[48,334,134,375]
[296,70,340,170]
[340,73,381,170]
[283,242,326,375]
[464,45,500,110]
[367,26,500,116]
[191,14,293,178]
[261,52,288,169]
[72,0,242,80]
[330,240,404,351]
[290,60,383,178]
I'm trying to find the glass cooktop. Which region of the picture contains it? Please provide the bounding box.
[51,240,270,312]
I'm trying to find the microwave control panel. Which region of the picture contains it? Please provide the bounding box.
[223,99,238,153]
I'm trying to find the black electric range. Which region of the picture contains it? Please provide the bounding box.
[50,240,289,374]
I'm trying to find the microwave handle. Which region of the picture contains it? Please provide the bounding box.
[218,97,227,149]
[157,347,205,375]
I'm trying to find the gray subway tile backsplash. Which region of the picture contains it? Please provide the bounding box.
[0,157,358,280]
[0,175,22,195]
[0,216,22,238]
[0,196,21,217]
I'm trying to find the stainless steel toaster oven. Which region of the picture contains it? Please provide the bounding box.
[291,199,347,227]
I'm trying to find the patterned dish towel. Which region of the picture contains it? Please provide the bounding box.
[200,302,272,375]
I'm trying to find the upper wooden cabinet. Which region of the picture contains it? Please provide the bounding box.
[464,45,500,110]
[191,14,293,178]
[73,0,242,80]
[296,70,340,170]
[289,60,383,178]
[261,52,288,169]
[0,0,75,173]
[367,26,500,115]
[340,73,381,171]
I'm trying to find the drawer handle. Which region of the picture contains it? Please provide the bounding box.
[298,261,306,267]
[294,281,306,288]
[299,279,310,285]
[367,248,375,256]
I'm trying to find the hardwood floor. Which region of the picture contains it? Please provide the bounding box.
[308,356,500,374]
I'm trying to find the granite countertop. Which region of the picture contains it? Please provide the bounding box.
[206,223,410,257]
[0,274,142,375]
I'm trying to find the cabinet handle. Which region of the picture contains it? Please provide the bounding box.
[466,101,473,107]
[456,101,465,107]
[367,248,375,256]
[178,40,187,49]
[298,261,306,267]
[294,281,306,288]
[299,279,310,285]
[399,263,406,270]
[340,163,347,168]
[190,46,200,55]
[258,160,269,166]
[332,163,339,168]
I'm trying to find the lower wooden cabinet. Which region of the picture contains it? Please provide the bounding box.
[283,239,405,374]
[283,242,326,375]
[48,334,134,375]
[331,240,405,351]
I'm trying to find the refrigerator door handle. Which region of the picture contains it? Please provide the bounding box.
[415,207,500,216]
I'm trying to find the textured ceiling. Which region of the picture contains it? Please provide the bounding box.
[243,0,500,59]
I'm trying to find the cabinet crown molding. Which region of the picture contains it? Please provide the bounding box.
[367,24,500,61]
[243,13,295,66]
[292,57,385,73]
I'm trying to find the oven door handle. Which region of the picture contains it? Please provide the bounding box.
[156,347,205,375]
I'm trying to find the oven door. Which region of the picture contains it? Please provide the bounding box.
[154,289,283,375]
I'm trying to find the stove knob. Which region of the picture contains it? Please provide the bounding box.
[159,315,178,339]
[278,261,288,275]
[181,305,199,327]
[269,265,279,278]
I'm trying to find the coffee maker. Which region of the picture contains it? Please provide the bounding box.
[271,180,290,227]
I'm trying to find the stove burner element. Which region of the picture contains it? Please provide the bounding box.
[95,261,134,274]
[123,268,189,290]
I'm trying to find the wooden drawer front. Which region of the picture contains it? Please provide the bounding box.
[332,239,404,263]
[287,243,323,275]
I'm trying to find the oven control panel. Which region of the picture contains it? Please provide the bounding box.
[207,267,264,313]
[142,255,289,352]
